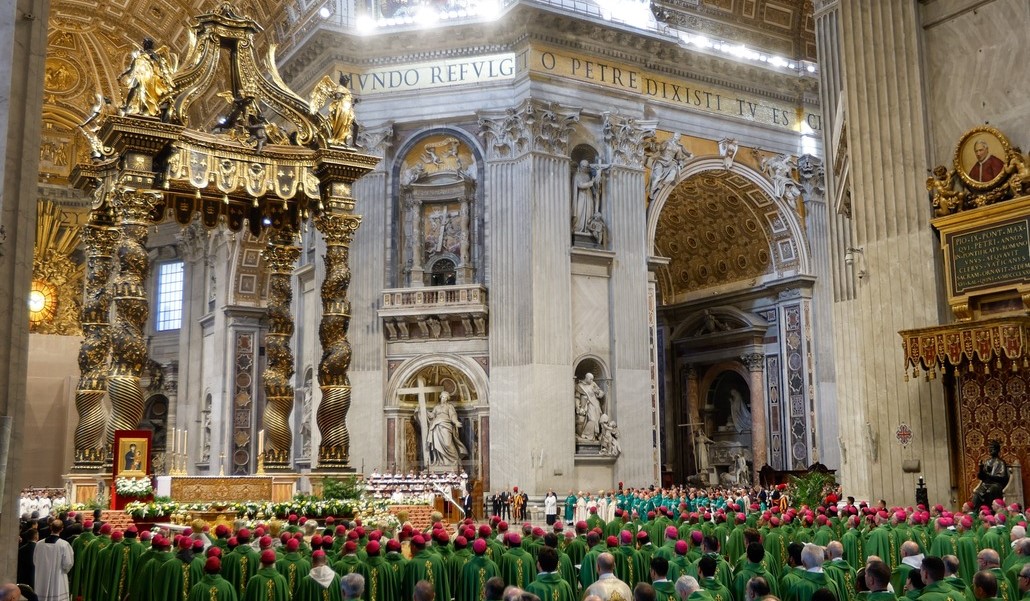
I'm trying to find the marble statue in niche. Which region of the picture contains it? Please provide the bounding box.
[574,373,605,442]
[571,159,610,246]
[727,388,752,433]
[423,391,468,468]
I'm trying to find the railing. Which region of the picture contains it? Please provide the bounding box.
[381,284,487,309]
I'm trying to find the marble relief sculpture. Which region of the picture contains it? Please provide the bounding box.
[760,152,802,205]
[645,132,693,201]
[574,373,604,441]
[599,415,621,456]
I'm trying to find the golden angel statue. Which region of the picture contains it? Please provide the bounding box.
[310,73,357,147]
[926,165,967,216]
[120,38,177,117]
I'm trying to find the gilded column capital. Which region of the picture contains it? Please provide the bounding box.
[315,213,362,246]
[111,186,161,224]
[741,352,766,372]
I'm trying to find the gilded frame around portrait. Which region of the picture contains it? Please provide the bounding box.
[954,125,1013,191]
[113,429,151,478]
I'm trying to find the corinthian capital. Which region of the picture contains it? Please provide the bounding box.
[478,100,580,159]
[603,112,657,168]
[741,352,765,372]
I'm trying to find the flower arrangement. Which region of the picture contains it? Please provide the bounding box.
[115,477,153,498]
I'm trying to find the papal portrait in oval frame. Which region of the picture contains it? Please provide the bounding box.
[955,126,1012,190]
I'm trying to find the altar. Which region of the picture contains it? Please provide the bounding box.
[168,475,299,503]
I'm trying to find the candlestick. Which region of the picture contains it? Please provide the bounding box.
[171,428,177,454]
[183,430,187,456]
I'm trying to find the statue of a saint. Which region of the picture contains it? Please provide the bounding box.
[575,373,604,441]
[426,392,467,468]
[694,428,714,473]
[733,452,750,486]
[119,38,176,117]
[310,73,358,146]
[727,388,752,433]
[972,440,1010,510]
[646,133,692,201]
[572,160,600,235]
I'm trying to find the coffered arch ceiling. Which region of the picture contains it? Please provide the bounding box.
[654,170,801,304]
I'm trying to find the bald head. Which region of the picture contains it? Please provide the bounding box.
[826,541,844,560]
[597,552,616,575]
[0,584,20,601]
[1018,538,1030,556]
[978,548,1000,569]
[900,541,920,558]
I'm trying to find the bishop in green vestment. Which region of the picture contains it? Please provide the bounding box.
[131,537,175,601]
[401,535,450,601]
[294,551,343,601]
[358,540,397,601]
[187,557,239,601]
[275,539,311,599]
[153,537,199,601]
[457,540,499,601]
[649,556,677,601]
[242,551,291,601]
[99,530,145,601]
[525,548,576,601]
[733,544,781,601]
[498,534,536,590]
[223,532,261,600]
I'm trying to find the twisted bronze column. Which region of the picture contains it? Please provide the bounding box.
[72,220,119,469]
[314,213,361,469]
[106,188,160,451]
[261,227,300,470]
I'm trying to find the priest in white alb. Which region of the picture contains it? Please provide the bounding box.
[34,519,74,601]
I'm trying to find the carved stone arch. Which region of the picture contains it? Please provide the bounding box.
[647,158,811,304]
[669,305,769,341]
[385,353,490,409]
[646,158,810,274]
[573,354,609,380]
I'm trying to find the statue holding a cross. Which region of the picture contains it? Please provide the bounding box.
[399,377,468,470]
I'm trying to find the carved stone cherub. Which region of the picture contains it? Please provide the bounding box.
[926,164,967,216]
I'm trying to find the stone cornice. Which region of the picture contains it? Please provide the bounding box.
[279,4,819,107]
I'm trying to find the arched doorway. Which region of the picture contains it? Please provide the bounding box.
[650,162,814,482]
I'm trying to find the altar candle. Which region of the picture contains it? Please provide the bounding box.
[183,430,187,455]
[258,429,264,455]
[172,428,177,454]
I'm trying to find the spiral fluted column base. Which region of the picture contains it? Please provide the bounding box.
[72,387,108,470]
[107,375,145,448]
[317,383,351,468]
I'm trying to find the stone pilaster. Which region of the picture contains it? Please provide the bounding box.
[479,100,579,492]
[829,0,949,504]
[603,113,657,486]
[0,0,49,579]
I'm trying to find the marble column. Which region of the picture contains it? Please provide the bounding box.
[73,219,118,469]
[0,0,49,580]
[314,212,361,469]
[261,228,300,470]
[107,188,161,451]
[742,352,767,480]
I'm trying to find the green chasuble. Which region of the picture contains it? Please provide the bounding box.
[699,576,732,601]
[556,550,576,590]
[223,546,261,600]
[499,547,536,590]
[446,549,473,595]
[763,530,787,579]
[359,555,398,601]
[402,549,450,601]
[579,547,603,591]
[653,580,677,601]
[384,551,408,581]
[988,568,1016,601]
[70,531,96,600]
[916,580,960,601]
[100,539,146,601]
[294,567,342,601]
[865,528,895,569]
[275,552,311,599]
[565,496,576,522]
[457,555,499,601]
[332,554,362,576]
[132,551,174,601]
[928,531,957,559]
[824,558,858,601]
[865,591,900,601]
[783,570,844,601]
[187,574,239,601]
[525,572,575,601]
[944,575,976,601]
[81,534,113,601]
[242,567,290,601]
[733,561,780,601]
[154,553,198,601]
[842,529,865,571]
[955,536,978,585]
[892,564,916,596]
[564,538,587,568]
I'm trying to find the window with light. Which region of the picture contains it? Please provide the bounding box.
[156,261,184,331]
